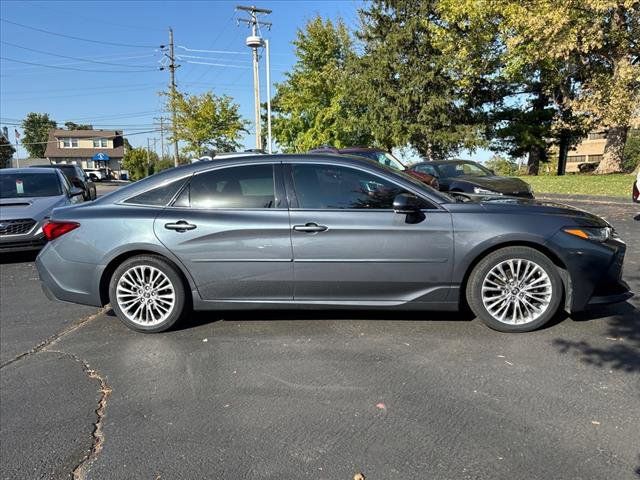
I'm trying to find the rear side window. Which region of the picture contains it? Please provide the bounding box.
[124,178,187,206]
[187,164,275,209]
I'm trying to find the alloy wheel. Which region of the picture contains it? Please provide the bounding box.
[116,265,176,327]
[481,258,553,325]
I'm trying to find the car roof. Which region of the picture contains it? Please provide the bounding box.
[414,159,474,165]
[1,167,60,174]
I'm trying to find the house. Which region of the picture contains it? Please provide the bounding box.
[43,128,125,174]
[566,118,639,172]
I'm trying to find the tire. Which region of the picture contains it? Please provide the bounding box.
[466,246,563,332]
[109,255,189,333]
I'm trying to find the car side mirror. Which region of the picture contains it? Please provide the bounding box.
[69,187,84,197]
[393,193,421,214]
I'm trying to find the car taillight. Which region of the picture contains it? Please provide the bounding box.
[43,221,80,241]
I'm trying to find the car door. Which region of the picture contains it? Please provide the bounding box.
[154,162,293,302]
[285,161,454,304]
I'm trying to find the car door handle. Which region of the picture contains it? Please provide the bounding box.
[293,222,328,233]
[164,220,197,232]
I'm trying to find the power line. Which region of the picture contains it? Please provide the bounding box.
[0,57,160,73]
[0,41,159,68]
[13,129,164,146]
[0,18,160,48]
[181,60,249,69]
[177,45,249,55]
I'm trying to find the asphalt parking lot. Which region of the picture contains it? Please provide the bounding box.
[1,188,638,480]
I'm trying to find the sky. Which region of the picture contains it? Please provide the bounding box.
[0,0,491,163]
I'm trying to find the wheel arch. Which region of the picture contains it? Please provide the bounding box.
[458,240,570,311]
[99,248,196,306]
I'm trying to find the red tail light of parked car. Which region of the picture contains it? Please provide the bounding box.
[43,221,80,241]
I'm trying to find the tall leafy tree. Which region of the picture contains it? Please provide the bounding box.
[271,17,372,152]
[496,0,640,173]
[165,90,247,158]
[0,135,16,168]
[122,147,159,181]
[354,0,487,159]
[64,122,92,130]
[21,112,56,158]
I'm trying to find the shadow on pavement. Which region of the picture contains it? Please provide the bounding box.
[554,302,640,373]
[176,308,477,331]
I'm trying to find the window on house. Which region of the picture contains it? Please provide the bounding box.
[567,155,586,163]
[588,154,603,163]
[93,138,108,148]
[62,138,79,148]
[587,132,607,140]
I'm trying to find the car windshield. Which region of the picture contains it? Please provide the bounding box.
[349,151,406,171]
[436,161,493,178]
[0,172,61,198]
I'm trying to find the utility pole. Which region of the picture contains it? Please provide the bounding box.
[147,137,152,177]
[155,116,165,159]
[161,29,180,167]
[237,5,272,151]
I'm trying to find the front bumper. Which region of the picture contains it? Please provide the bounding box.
[549,231,633,312]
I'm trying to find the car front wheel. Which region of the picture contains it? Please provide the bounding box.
[466,246,563,332]
[109,255,188,332]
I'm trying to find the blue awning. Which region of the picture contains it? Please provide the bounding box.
[92,152,110,161]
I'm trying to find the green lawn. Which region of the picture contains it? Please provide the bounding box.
[519,174,634,198]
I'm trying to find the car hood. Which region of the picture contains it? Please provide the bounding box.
[477,196,609,227]
[450,175,530,193]
[0,196,67,221]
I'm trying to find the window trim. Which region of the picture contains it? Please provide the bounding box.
[284,161,441,212]
[61,137,79,148]
[166,162,286,211]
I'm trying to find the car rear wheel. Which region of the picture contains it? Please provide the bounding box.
[466,246,563,332]
[109,255,188,333]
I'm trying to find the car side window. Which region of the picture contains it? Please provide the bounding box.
[188,164,276,209]
[124,178,187,206]
[416,164,438,177]
[60,173,71,194]
[291,164,430,210]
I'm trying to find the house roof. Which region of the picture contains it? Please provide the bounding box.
[44,129,124,158]
[49,129,122,138]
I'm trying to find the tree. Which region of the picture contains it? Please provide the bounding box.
[491,1,640,173]
[122,147,158,181]
[354,0,487,159]
[623,129,640,173]
[271,16,372,152]
[0,135,16,168]
[64,122,92,130]
[485,155,518,176]
[21,112,56,158]
[164,90,247,158]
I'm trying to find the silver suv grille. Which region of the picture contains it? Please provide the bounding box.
[0,219,36,236]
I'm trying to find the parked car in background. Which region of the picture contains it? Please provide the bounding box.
[308,146,439,188]
[410,159,534,198]
[32,164,96,200]
[84,168,109,182]
[0,168,84,253]
[36,154,630,334]
[633,170,639,203]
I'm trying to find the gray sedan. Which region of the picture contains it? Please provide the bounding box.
[36,155,631,333]
[0,168,84,253]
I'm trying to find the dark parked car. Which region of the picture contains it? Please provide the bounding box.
[0,168,84,252]
[309,146,439,188]
[410,160,534,198]
[33,164,96,200]
[36,154,631,334]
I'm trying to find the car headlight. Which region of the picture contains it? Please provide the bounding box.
[563,227,612,242]
[473,187,502,195]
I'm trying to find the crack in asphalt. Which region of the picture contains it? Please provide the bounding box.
[45,349,112,480]
[0,307,108,370]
